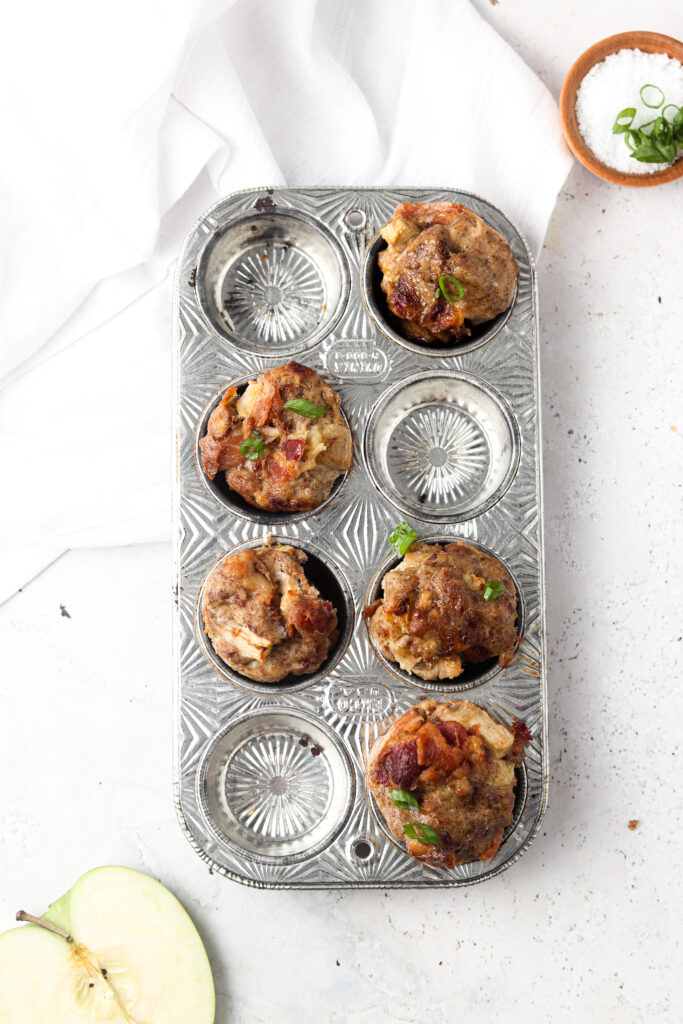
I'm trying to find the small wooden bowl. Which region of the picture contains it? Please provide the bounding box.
[559,31,683,187]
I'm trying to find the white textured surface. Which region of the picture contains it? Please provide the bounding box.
[1,4,682,1023]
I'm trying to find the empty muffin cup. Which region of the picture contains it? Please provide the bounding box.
[364,371,520,523]
[195,373,351,526]
[196,209,349,356]
[199,709,355,863]
[364,535,525,692]
[196,538,355,695]
[362,232,517,359]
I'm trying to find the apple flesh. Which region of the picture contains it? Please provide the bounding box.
[0,865,215,1023]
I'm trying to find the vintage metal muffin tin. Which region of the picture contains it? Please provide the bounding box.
[173,187,548,889]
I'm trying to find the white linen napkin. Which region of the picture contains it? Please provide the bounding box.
[0,0,572,601]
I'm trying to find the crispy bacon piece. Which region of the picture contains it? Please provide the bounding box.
[285,594,336,636]
[200,434,244,477]
[511,719,533,764]
[264,455,292,482]
[437,720,468,747]
[361,599,382,621]
[282,438,305,461]
[372,740,420,789]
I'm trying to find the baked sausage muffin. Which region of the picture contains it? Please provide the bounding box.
[200,362,352,512]
[367,699,531,868]
[378,202,519,344]
[363,541,518,681]
[202,543,339,683]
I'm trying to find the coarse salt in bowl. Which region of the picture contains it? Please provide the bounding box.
[560,32,683,187]
[576,50,683,174]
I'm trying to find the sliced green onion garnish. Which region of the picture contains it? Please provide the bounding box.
[437,273,465,303]
[650,117,676,162]
[390,789,420,811]
[640,84,665,109]
[625,129,640,152]
[403,823,441,845]
[612,107,636,134]
[652,116,672,144]
[239,431,265,460]
[483,580,504,601]
[654,140,676,163]
[283,399,327,418]
[629,133,668,163]
[614,90,681,165]
[388,522,418,558]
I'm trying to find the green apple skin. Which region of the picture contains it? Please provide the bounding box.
[0,866,215,1024]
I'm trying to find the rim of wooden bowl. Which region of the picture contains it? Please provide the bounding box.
[559,31,683,187]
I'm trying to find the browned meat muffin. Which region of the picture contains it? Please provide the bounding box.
[378,202,519,344]
[200,361,352,512]
[367,699,531,868]
[363,541,518,681]
[202,543,339,683]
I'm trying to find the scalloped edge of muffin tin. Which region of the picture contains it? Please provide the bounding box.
[173,186,548,890]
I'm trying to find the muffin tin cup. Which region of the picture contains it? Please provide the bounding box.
[195,373,351,526]
[195,537,355,696]
[198,709,355,865]
[363,535,526,693]
[363,370,521,524]
[196,207,350,358]
[174,186,548,889]
[363,231,518,359]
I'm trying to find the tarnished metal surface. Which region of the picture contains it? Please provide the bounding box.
[173,187,548,888]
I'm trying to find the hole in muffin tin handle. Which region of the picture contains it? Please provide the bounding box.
[345,209,366,230]
[350,836,377,862]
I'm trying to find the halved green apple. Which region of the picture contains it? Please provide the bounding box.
[0,865,215,1023]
